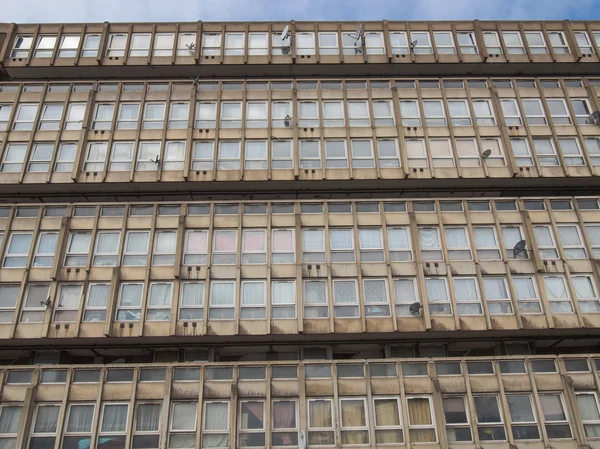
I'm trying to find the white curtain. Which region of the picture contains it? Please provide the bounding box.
[226,33,243,48]
[455,279,478,301]
[424,101,443,117]
[170,104,189,120]
[323,102,343,118]
[558,226,581,246]
[449,101,468,117]
[514,277,537,299]
[334,281,357,304]
[247,103,266,120]
[299,102,317,118]
[348,101,368,118]
[484,278,508,299]
[394,279,416,303]
[186,231,207,252]
[203,403,229,448]
[272,281,294,305]
[139,143,160,160]
[359,229,382,249]
[364,280,387,303]
[126,232,149,253]
[419,228,440,249]
[303,230,324,251]
[578,394,600,420]
[545,277,567,299]
[182,282,204,306]
[172,403,197,431]
[120,284,143,307]
[34,406,60,433]
[198,103,216,120]
[211,283,234,306]
[0,406,22,433]
[165,142,185,160]
[330,230,353,250]
[426,279,447,301]
[149,283,172,306]
[219,142,240,159]
[400,101,418,118]
[119,104,139,120]
[305,281,326,304]
[245,141,266,159]
[101,404,128,433]
[69,233,91,253]
[573,277,594,299]
[96,105,114,121]
[474,227,496,248]
[373,101,391,118]
[67,405,94,433]
[97,232,120,253]
[388,228,408,249]
[156,232,176,254]
[445,228,468,249]
[9,234,32,254]
[242,282,265,306]
[85,285,109,309]
[136,404,161,432]
[586,225,600,246]
[37,233,57,254]
[194,142,213,159]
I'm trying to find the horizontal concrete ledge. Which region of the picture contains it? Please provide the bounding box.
[1,176,600,203]
[3,327,600,351]
[3,61,600,81]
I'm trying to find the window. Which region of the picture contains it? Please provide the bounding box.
[524,32,548,54]
[298,101,318,128]
[393,278,418,316]
[37,103,63,131]
[177,33,196,56]
[445,227,472,260]
[387,227,411,262]
[586,224,600,258]
[522,99,547,125]
[196,102,217,128]
[202,401,229,448]
[116,283,143,321]
[34,35,57,58]
[13,103,39,131]
[443,396,472,442]
[364,279,390,317]
[457,32,478,54]
[483,277,514,314]
[212,230,237,265]
[296,32,316,55]
[0,104,12,131]
[434,32,456,54]
[153,33,174,56]
[64,103,85,130]
[108,141,134,171]
[92,103,114,130]
[483,32,502,54]
[179,282,204,321]
[426,277,451,315]
[507,395,540,440]
[122,231,149,266]
[419,227,443,261]
[576,392,600,438]
[183,230,208,265]
[202,33,222,56]
[358,228,384,262]
[224,33,244,56]
[557,137,584,166]
[65,232,91,267]
[142,102,165,129]
[423,100,446,126]
[26,143,53,173]
[325,141,347,169]
[241,229,266,264]
[247,33,268,55]
[400,100,421,127]
[52,284,82,323]
[149,231,176,266]
[539,394,571,439]
[192,142,214,170]
[162,141,185,170]
[377,139,400,167]
[373,100,394,126]
[128,33,150,57]
[513,276,542,314]
[0,405,22,448]
[244,102,267,129]
[338,398,369,445]
[272,140,293,169]
[501,99,522,126]
[544,276,573,313]
[83,283,109,322]
[1,143,26,173]
[390,32,409,55]
[557,224,587,258]
[92,231,120,267]
[533,225,559,259]
[548,32,569,54]
[573,275,600,313]
[209,281,235,320]
[0,285,19,323]
[406,396,436,442]
[511,139,533,166]
[30,404,60,449]
[502,31,525,54]
[342,32,363,55]
[244,141,267,170]
[99,403,129,447]
[106,34,127,57]
[410,32,433,54]
[473,226,501,260]
[3,232,32,268]
[146,282,172,321]
[300,140,321,169]
[271,280,296,319]
[307,399,334,445]
[217,141,241,170]
[330,229,355,263]
[318,32,339,55]
[472,99,495,126]
[81,34,100,57]
[11,35,33,58]
[304,280,328,318]
[473,396,506,441]
[545,99,571,125]
[358,32,383,55]
[454,277,482,315]
[351,140,375,168]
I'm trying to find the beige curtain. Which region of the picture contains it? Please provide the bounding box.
[308,401,334,446]
[375,399,403,443]
[408,398,436,443]
[341,400,368,445]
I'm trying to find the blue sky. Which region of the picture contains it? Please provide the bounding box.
[3,0,600,22]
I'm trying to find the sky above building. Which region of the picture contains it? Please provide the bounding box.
[3,0,600,23]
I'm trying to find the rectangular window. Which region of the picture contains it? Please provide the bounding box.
[304,280,328,318]
[141,102,165,129]
[364,32,385,55]
[53,284,82,322]
[473,226,501,260]
[83,283,110,322]
[576,392,600,438]
[575,32,594,54]
[152,33,174,56]
[30,404,60,449]
[152,231,176,266]
[573,275,600,313]
[443,396,472,442]
[271,280,296,319]
[434,31,456,54]
[348,101,370,127]
[351,140,374,168]
[390,32,409,55]
[318,32,338,55]
[106,33,127,57]
[557,224,587,258]
[99,403,129,447]
[585,225,600,258]
[11,35,34,58]
[525,31,548,54]
[483,32,502,54]
[272,229,294,263]
[330,229,355,263]
[448,100,472,126]
[81,34,100,57]
[245,141,267,170]
[3,232,33,268]
[454,277,482,315]
[32,232,58,268]
[300,140,321,169]
[192,141,214,170]
[92,231,120,267]
[359,228,384,262]
[333,279,359,318]
[533,225,559,259]
[339,398,369,444]
[426,277,451,315]
[179,282,204,321]
[241,229,266,264]
[53,142,76,172]
[20,284,49,323]
[472,99,495,126]
[457,31,478,54]
[196,102,217,128]
[177,33,196,56]
[406,396,436,442]
[410,32,433,54]
[245,102,267,129]
[548,32,570,54]
[513,276,542,314]
[34,35,57,58]
[364,279,390,317]
[540,394,571,439]
[202,33,222,56]
[136,141,160,171]
[272,101,292,128]
[400,100,421,127]
[543,275,573,313]
[272,140,293,169]
[26,143,53,173]
[209,281,235,320]
[474,396,506,441]
[92,103,114,130]
[445,227,472,260]
[507,395,540,440]
[163,141,185,170]
[1,143,27,173]
[116,283,143,321]
[220,102,242,128]
[483,277,514,314]
[202,401,229,448]
[419,227,443,261]
[224,33,244,56]
[65,232,91,267]
[423,100,446,126]
[373,100,394,126]
[376,139,400,168]
[501,99,522,126]
[394,278,418,316]
[146,282,172,321]
[217,141,241,170]
[212,230,237,265]
[128,33,150,57]
[0,405,22,448]
[122,231,150,266]
[183,230,208,265]
[13,103,39,131]
[247,33,268,55]
[38,103,63,131]
[342,32,363,55]
[511,139,533,166]
[296,32,316,55]
[0,104,13,132]
[0,285,19,323]
[324,140,347,169]
[502,31,525,54]
[308,399,334,445]
[522,99,547,125]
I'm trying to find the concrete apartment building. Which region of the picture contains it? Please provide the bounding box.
[2,19,600,449]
